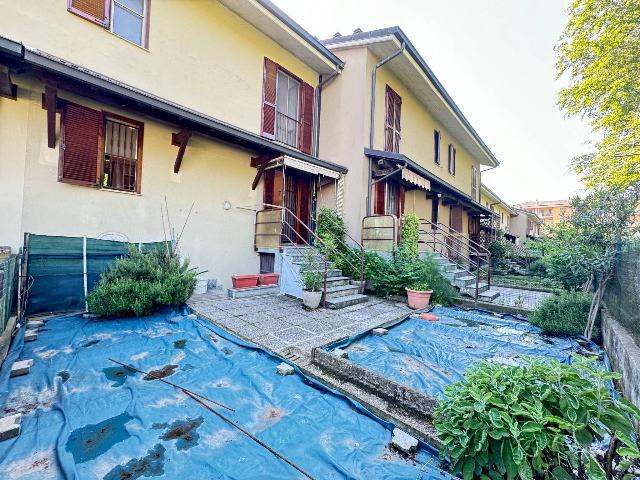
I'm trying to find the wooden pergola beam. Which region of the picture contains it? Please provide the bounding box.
[171,128,192,173]
[44,82,57,148]
[251,155,272,190]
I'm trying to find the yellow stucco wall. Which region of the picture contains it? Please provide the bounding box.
[0,0,320,135]
[370,51,481,201]
[318,47,370,239]
[1,73,264,288]
[480,191,513,232]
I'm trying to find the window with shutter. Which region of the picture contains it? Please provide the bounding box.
[299,82,314,155]
[261,58,314,153]
[261,58,278,140]
[68,0,149,48]
[448,144,456,175]
[59,102,102,186]
[68,0,110,26]
[434,130,441,165]
[59,102,143,192]
[102,116,143,192]
[384,85,401,152]
[471,165,478,200]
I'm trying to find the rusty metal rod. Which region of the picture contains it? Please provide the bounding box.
[182,390,316,480]
[108,358,234,412]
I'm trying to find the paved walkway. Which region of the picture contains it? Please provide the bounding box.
[187,292,411,356]
[491,286,552,310]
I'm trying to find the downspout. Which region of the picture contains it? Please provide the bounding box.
[367,42,405,215]
[313,66,341,158]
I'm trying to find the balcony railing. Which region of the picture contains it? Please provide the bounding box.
[275,111,299,149]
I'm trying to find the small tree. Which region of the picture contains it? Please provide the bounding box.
[542,187,638,339]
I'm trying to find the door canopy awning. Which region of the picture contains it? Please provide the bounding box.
[274,155,341,179]
[401,168,430,191]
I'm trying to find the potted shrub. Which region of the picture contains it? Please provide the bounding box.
[300,250,324,309]
[405,282,433,310]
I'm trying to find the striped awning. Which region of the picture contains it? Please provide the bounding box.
[272,155,341,179]
[402,168,430,191]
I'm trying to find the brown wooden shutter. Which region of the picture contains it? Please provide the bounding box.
[261,58,278,139]
[397,184,405,218]
[384,87,393,151]
[68,0,110,27]
[299,82,314,154]
[374,180,386,215]
[450,205,463,232]
[59,102,102,186]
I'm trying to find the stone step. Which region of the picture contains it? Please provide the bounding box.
[478,288,501,301]
[227,284,280,299]
[323,276,351,287]
[462,282,490,296]
[447,269,468,280]
[455,275,477,288]
[325,293,369,309]
[323,284,361,300]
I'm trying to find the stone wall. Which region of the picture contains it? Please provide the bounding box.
[605,242,640,344]
[601,308,640,432]
[311,347,438,417]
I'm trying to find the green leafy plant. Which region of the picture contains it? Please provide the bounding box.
[492,274,563,293]
[399,213,420,259]
[299,249,323,292]
[316,208,363,280]
[408,282,431,292]
[526,259,547,276]
[87,245,198,317]
[365,252,455,305]
[488,238,509,268]
[529,291,600,342]
[435,356,640,480]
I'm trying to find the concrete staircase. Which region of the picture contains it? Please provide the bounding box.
[431,253,500,302]
[282,246,368,309]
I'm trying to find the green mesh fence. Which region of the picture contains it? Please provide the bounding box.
[0,255,18,333]
[25,234,166,315]
[605,240,640,344]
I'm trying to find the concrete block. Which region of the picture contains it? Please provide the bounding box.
[27,320,44,329]
[10,359,33,377]
[391,428,419,454]
[372,328,388,336]
[276,362,294,376]
[24,330,38,342]
[333,348,349,359]
[187,313,197,320]
[0,414,21,441]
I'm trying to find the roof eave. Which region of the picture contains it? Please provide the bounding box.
[326,28,500,168]
[365,148,493,216]
[3,40,346,174]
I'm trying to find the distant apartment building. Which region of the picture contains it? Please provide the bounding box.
[516,200,573,226]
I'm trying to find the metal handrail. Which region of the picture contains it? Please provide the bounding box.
[435,220,490,256]
[243,203,366,305]
[316,209,366,289]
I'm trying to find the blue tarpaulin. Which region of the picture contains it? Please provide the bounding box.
[327,306,605,398]
[0,309,448,479]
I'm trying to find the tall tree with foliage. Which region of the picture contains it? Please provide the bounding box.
[556,0,640,189]
[542,187,638,339]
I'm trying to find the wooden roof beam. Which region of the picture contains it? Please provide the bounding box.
[171,128,192,173]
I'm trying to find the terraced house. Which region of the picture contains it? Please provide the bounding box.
[480,183,519,244]
[320,28,499,255]
[0,0,347,291]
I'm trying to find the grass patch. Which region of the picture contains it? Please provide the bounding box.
[492,274,564,292]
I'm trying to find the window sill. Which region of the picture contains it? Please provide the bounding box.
[99,187,142,197]
[107,30,150,52]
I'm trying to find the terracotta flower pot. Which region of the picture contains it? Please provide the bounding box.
[303,290,322,309]
[258,273,280,286]
[406,288,433,310]
[232,274,259,289]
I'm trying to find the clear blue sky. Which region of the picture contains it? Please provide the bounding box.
[273,0,594,204]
